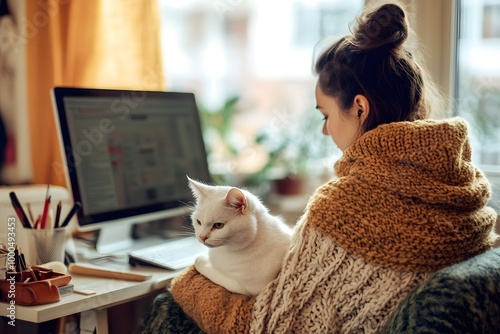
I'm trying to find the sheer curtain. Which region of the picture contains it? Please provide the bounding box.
[26,0,164,186]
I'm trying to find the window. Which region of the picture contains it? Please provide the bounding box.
[157,0,363,186]
[483,4,500,38]
[456,0,500,212]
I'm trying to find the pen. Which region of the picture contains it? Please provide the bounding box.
[54,200,62,228]
[14,247,21,272]
[9,192,32,228]
[40,184,51,229]
[60,201,82,228]
[34,215,41,229]
[19,250,38,281]
[27,203,35,224]
[20,252,27,270]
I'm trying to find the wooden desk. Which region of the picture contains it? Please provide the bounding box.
[0,263,180,334]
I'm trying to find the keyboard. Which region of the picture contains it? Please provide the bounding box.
[128,236,207,270]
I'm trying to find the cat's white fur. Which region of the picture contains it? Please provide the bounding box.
[187,176,292,296]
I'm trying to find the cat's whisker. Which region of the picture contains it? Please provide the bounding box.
[181,223,194,229]
[179,200,196,211]
[179,225,195,234]
[176,231,196,237]
[179,229,195,234]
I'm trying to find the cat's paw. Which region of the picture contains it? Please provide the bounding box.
[194,256,209,274]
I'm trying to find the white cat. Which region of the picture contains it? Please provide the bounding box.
[187,176,293,296]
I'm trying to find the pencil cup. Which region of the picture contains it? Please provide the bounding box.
[18,227,66,266]
[0,254,7,280]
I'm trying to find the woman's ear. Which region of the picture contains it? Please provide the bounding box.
[352,94,370,124]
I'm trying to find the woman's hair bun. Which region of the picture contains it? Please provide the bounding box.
[352,3,408,52]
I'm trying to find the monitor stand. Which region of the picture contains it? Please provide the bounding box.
[95,223,137,255]
[93,207,192,255]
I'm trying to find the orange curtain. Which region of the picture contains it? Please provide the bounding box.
[26,0,165,186]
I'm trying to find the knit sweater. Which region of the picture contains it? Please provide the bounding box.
[171,117,498,334]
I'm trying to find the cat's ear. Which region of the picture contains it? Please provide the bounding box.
[225,188,248,213]
[187,176,212,199]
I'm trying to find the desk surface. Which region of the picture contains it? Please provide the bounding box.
[0,263,181,323]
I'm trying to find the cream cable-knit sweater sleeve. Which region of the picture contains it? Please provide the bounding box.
[250,216,429,333]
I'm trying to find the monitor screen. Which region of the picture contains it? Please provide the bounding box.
[52,87,211,252]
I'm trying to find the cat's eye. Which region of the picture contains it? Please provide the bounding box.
[213,222,224,229]
[196,219,201,225]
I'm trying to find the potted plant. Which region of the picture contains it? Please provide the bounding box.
[197,95,241,184]
[245,107,337,195]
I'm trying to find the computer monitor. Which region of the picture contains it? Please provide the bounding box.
[51,87,212,254]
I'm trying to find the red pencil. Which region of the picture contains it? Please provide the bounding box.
[40,185,51,229]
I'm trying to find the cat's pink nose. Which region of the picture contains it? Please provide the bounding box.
[200,235,208,242]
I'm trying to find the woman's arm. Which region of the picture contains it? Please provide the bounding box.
[171,266,255,334]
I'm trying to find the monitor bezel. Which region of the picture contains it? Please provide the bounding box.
[51,86,212,230]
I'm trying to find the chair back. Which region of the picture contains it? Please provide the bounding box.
[382,248,500,333]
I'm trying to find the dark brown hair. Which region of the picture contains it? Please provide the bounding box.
[314,2,441,132]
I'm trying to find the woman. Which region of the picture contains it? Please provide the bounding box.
[138,2,498,333]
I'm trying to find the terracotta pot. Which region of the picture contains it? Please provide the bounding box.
[274,176,304,195]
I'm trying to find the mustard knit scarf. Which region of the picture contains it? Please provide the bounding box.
[307,117,498,272]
